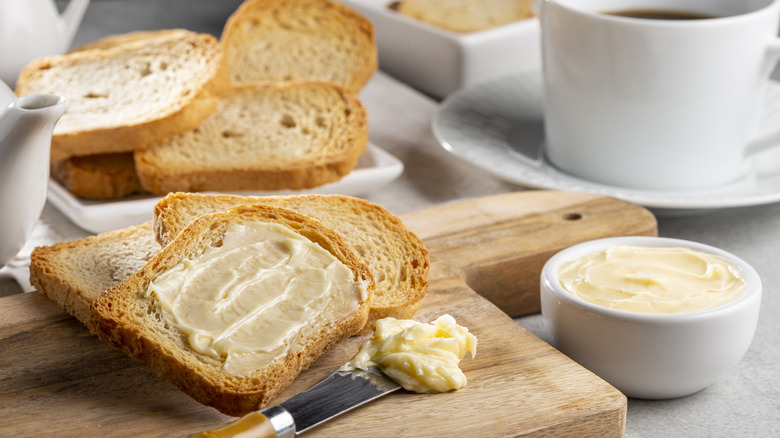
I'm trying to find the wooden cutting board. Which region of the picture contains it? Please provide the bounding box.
[0,191,656,437]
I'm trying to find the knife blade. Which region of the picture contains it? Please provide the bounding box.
[191,366,401,438]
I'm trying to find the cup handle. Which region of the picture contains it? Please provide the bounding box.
[59,0,90,49]
[745,38,780,156]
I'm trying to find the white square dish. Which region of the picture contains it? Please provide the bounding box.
[47,143,403,234]
[341,0,541,99]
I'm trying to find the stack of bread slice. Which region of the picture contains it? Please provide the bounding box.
[20,0,378,199]
[30,193,429,415]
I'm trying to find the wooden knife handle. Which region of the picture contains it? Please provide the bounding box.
[190,406,295,438]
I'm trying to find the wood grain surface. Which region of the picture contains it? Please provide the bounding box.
[0,191,657,437]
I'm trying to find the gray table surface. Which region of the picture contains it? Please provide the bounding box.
[3,1,779,436]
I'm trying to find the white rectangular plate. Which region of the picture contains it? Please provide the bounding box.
[342,0,540,98]
[47,143,403,234]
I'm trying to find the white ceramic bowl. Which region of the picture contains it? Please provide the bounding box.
[540,236,762,399]
[341,0,541,99]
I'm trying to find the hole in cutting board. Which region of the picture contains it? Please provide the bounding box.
[563,212,583,221]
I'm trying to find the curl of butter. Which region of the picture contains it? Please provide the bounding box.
[558,245,746,314]
[342,315,477,393]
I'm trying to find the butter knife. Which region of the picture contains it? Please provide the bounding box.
[192,366,401,437]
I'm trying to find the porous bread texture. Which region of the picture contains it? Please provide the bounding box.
[15,29,230,162]
[397,0,534,33]
[134,81,368,195]
[221,0,377,93]
[50,152,146,199]
[88,204,374,416]
[153,192,430,333]
[29,222,160,325]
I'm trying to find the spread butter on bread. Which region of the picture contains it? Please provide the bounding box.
[88,204,374,416]
[221,0,378,94]
[153,193,430,333]
[15,29,230,162]
[134,81,369,195]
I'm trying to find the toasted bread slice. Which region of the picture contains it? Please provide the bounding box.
[50,152,146,199]
[397,0,534,33]
[16,29,230,162]
[153,192,430,333]
[29,222,160,325]
[221,0,377,93]
[88,204,374,416]
[134,81,368,195]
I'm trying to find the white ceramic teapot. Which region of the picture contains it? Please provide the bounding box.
[0,0,90,87]
[0,80,66,267]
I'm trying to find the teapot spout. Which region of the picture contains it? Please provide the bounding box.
[13,93,66,118]
[2,93,66,151]
[0,92,65,267]
[1,92,66,161]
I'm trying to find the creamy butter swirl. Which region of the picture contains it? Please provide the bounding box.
[558,245,746,314]
[342,315,477,393]
[146,222,369,377]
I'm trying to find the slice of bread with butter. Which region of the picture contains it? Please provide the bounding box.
[153,192,430,333]
[15,29,230,163]
[88,204,374,416]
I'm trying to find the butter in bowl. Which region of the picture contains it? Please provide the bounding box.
[342,0,541,99]
[540,236,761,399]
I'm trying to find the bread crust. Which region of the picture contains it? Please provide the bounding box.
[154,193,430,333]
[221,0,377,93]
[88,204,374,416]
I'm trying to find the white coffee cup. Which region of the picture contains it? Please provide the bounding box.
[540,0,780,190]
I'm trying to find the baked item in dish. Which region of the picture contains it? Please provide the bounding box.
[396,0,534,33]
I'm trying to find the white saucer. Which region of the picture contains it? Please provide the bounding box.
[48,143,404,234]
[433,71,780,214]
